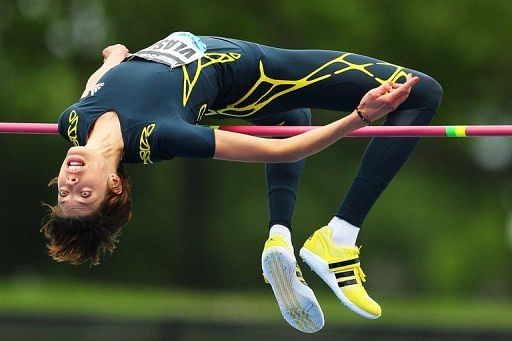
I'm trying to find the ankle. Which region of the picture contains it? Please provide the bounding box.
[328,217,360,246]
[269,224,292,246]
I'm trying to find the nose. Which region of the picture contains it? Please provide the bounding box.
[66,176,78,185]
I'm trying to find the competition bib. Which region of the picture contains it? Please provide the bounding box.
[132,32,207,68]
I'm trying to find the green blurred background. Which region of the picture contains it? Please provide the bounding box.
[0,0,511,339]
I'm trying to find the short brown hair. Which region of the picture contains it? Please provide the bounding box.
[41,166,132,266]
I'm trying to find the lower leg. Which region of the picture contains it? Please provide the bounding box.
[334,76,443,242]
[260,110,324,332]
[254,109,311,238]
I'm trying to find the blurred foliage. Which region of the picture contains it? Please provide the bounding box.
[0,0,511,300]
[0,279,511,331]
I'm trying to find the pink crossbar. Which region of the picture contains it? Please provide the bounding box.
[218,125,512,137]
[2,122,512,137]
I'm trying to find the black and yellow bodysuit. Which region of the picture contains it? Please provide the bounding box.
[58,34,443,229]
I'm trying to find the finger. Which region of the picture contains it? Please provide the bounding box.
[391,73,417,86]
[394,74,418,86]
[391,75,419,94]
[372,82,394,96]
[102,46,111,56]
[404,75,420,87]
[385,88,410,104]
[401,73,419,86]
[385,77,419,102]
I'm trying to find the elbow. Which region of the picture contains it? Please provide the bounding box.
[278,153,302,163]
[269,143,303,163]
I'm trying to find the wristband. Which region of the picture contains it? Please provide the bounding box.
[356,108,372,125]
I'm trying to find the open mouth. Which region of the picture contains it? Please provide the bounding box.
[67,157,85,172]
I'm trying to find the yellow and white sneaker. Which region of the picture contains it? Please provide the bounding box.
[262,235,324,333]
[299,226,381,319]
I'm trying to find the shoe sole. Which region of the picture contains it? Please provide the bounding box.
[299,247,380,319]
[262,246,324,333]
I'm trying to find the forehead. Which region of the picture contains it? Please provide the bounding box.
[61,205,94,216]
[59,198,103,216]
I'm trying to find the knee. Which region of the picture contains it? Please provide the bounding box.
[402,73,443,125]
[416,74,443,110]
[281,108,312,126]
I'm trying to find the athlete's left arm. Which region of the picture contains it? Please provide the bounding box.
[213,112,365,163]
[80,44,130,98]
[214,74,419,163]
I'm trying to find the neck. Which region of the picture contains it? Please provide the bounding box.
[86,112,124,167]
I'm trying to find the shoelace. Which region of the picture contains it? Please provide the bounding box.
[354,263,367,283]
[330,246,367,284]
[354,246,366,283]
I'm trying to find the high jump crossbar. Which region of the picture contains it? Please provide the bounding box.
[1,122,512,137]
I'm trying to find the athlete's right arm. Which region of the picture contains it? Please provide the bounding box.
[213,74,419,163]
[80,44,130,99]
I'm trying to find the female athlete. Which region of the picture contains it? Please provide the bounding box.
[42,32,442,333]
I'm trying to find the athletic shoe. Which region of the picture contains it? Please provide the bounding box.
[261,235,324,333]
[299,226,381,319]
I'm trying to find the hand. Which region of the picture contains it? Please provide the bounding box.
[356,73,420,123]
[102,44,129,61]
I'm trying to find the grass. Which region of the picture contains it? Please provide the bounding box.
[0,278,510,331]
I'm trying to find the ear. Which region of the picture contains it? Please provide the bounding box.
[108,173,123,194]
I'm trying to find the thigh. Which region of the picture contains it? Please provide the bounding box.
[211,42,413,119]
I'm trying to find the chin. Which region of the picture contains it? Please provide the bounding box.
[67,146,88,154]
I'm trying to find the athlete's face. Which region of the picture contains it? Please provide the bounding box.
[57,146,119,216]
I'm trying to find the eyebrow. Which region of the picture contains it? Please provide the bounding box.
[61,203,88,210]
[59,198,89,205]
[57,190,99,214]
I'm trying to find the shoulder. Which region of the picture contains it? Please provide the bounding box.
[57,98,111,146]
[57,104,81,146]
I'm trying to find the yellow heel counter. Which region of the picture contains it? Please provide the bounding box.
[264,235,290,251]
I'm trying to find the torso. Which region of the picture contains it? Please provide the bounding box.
[57,35,268,164]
